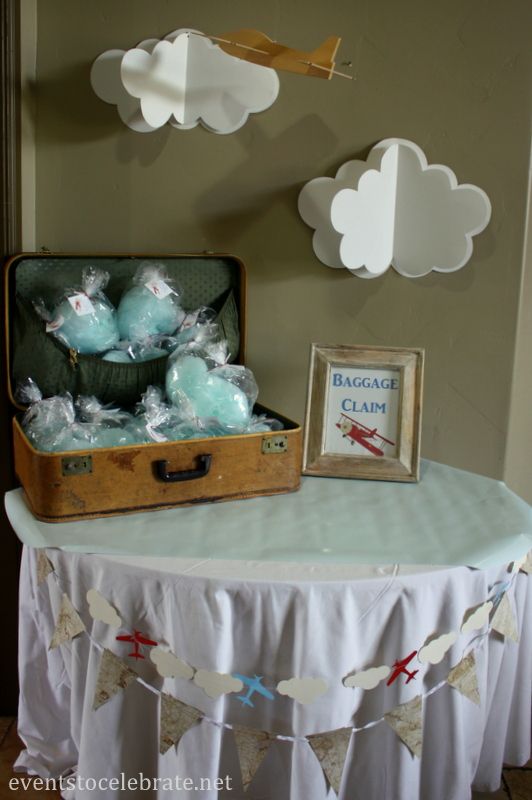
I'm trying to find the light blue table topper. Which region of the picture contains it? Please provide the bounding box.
[5,461,532,569]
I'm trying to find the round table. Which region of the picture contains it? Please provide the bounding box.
[6,461,532,799]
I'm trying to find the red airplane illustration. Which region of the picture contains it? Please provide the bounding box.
[386,651,419,686]
[116,630,158,660]
[336,413,395,457]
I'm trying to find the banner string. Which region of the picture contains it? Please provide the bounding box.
[41,550,523,744]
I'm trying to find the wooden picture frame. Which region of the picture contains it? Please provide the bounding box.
[303,344,424,482]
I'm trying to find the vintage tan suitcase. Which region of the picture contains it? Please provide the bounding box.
[5,253,302,521]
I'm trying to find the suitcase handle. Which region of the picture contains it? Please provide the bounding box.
[154,455,212,483]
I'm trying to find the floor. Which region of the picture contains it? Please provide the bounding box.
[0,716,530,798]
[1,719,59,798]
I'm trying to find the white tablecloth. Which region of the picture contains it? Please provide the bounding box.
[6,461,532,568]
[15,546,532,800]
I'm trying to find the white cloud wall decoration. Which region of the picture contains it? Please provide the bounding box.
[90,29,279,134]
[298,139,491,278]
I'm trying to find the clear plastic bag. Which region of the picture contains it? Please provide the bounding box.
[127,386,185,443]
[75,396,137,448]
[40,266,120,354]
[173,306,219,346]
[165,350,257,431]
[102,336,167,363]
[117,263,186,342]
[17,378,80,452]
[17,380,139,451]
[245,413,284,433]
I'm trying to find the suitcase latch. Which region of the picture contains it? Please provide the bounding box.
[61,455,93,476]
[262,435,289,454]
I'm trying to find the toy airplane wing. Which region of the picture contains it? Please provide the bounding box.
[396,651,417,668]
[255,682,275,700]
[208,29,348,80]
[234,673,275,699]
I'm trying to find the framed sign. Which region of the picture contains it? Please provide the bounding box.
[303,344,424,481]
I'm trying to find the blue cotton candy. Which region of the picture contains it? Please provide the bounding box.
[141,346,167,360]
[72,396,137,448]
[159,421,202,441]
[102,345,166,362]
[117,285,185,341]
[47,430,87,452]
[166,355,251,429]
[22,389,78,452]
[102,349,133,363]
[46,426,135,452]
[54,296,119,354]
[46,421,138,451]
[125,385,183,443]
[88,427,137,448]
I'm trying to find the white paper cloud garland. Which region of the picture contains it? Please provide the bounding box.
[418,632,458,665]
[150,646,195,680]
[343,665,391,690]
[276,677,328,704]
[193,669,244,698]
[86,588,122,628]
[91,29,279,135]
[38,549,529,793]
[460,601,493,634]
[298,138,491,278]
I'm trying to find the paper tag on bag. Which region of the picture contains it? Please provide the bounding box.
[46,314,65,332]
[144,279,174,299]
[68,293,95,316]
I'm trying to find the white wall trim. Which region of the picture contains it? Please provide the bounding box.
[504,137,532,502]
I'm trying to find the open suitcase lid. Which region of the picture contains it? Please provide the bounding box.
[4,252,247,408]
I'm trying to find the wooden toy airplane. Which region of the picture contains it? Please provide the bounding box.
[198,29,352,80]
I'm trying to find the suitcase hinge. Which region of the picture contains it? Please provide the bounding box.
[61,455,92,476]
[261,435,289,454]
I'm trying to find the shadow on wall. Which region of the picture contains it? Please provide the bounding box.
[24,59,172,165]
[25,61,115,142]
[28,58,495,295]
[193,113,339,256]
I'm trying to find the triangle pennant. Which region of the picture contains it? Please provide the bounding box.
[49,593,85,649]
[36,550,54,585]
[308,727,352,794]
[232,724,272,791]
[447,652,480,705]
[93,648,138,710]
[520,550,532,574]
[159,693,202,755]
[384,695,423,758]
[491,593,519,642]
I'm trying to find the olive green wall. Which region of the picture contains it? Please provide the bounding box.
[27,0,531,479]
